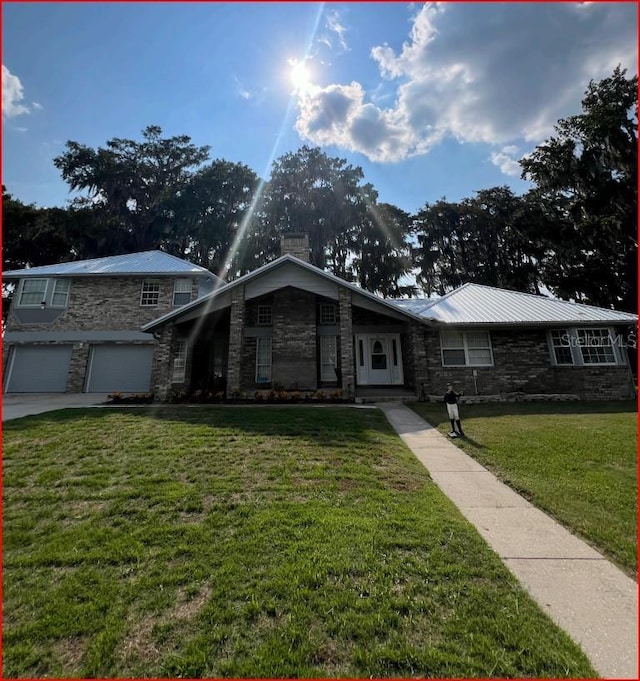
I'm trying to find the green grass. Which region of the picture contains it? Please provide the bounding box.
[410,400,637,576]
[3,406,597,678]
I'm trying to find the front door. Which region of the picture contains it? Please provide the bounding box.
[355,334,404,385]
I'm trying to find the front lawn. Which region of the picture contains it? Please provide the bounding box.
[3,407,596,678]
[410,400,637,576]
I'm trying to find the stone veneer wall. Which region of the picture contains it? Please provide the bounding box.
[150,324,178,401]
[425,327,635,399]
[272,289,317,389]
[6,276,200,333]
[339,289,354,398]
[226,287,246,395]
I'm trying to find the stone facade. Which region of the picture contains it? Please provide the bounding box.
[5,274,203,395]
[226,286,246,395]
[272,289,317,389]
[338,289,355,398]
[425,327,635,399]
[6,276,198,333]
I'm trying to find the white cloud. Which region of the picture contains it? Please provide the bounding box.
[32,101,43,110]
[2,65,31,119]
[326,10,349,52]
[295,82,416,162]
[294,3,637,163]
[233,76,252,100]
[490,146,521,177]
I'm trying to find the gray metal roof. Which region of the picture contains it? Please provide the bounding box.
[143,254,429,331]
[388,283,637,325]
[3,250,220,281]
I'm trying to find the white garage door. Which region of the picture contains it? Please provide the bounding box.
[86,345,154,393]
[5,345,73,393]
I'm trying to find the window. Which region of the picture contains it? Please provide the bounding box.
[371,339,387,370]
[441,330,493,366]
[257,305,272,326]
[18,279,48,306]
[17,278,71,308]
[256,337,272,383]
[173,278,192,306]
[550,330,574,365]
[141,280,160,306]
[51,279,71,307]
[320,336,337,381]
[172,339,188,383]
[548,327,619,366]
[577,328,616,365]
[319,304,337,325]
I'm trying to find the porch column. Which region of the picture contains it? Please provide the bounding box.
[151,324,177,402]
[410,321,429,398]
[226,285,245,396]
[339,288,355,399]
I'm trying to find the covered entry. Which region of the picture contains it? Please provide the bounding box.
[355,333,404,385]
[4,345,73,393]
[85,345,154,393]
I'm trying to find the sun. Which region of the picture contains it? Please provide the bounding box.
[289,59,313,94]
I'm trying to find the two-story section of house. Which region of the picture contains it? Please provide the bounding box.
[3,251,221,393]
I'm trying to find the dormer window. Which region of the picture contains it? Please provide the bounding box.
[17,278,70,308]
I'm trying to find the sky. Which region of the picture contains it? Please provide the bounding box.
[2,2,638,215]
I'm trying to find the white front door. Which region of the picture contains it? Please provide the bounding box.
[355,334,404,385]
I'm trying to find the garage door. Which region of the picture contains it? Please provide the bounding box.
[5,345,73,393]
[86,345,154,393]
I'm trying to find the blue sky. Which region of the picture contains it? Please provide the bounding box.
[2,2,637,214]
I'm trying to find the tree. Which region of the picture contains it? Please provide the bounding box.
[520,66,638,310]
[166,159,260,278]
[351,198,416,297]
[53,125,211,253]
[259,146,367,270]
[414,187,545,296]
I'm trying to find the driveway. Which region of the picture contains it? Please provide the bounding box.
[2,393,111,421]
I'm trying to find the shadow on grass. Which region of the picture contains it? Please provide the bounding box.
[412,399,637,420]
[2,404,397,449]
[457,434,486,449]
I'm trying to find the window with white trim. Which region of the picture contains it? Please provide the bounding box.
[441,330,493,366]
[256,337,272,383]
[320,336,338,381]
[141,280,160,306]
[319,303,337,325]
[257,305,272,326]
[550,330,574,365]
[548,327,620,366]
[17,278,71,308]
[172,339,188,382]
[577,328,616,364]
[51,279,71,307]
[18,279,48,306]
[173,278,192,306]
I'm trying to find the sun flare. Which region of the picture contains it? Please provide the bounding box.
[289,59,312,93]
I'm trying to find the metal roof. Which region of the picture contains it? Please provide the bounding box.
[3,250,221,281]
[388,283,637,325]
[143,254,429,331]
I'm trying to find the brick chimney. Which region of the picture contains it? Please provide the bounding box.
[280,233,310,262]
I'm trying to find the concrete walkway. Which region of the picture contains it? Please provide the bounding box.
[2,393,110,421]
[378,402,638,680]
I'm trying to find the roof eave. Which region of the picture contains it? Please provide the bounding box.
[143,255,436,331]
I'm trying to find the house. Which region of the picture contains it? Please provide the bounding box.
[2,251,220,393]
[141,236,637,402]
[3,238,636,400]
